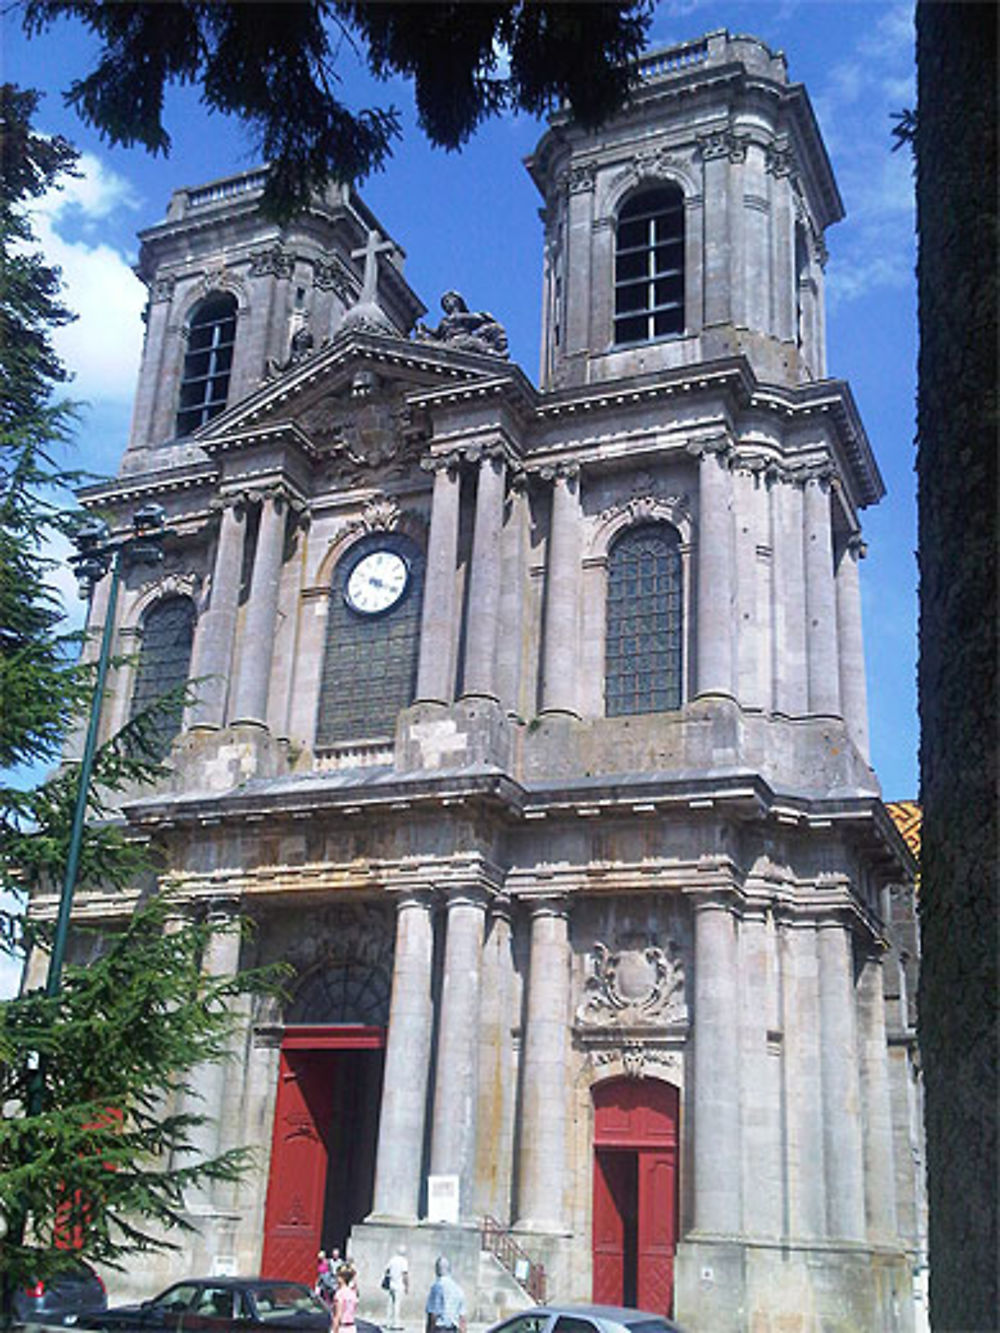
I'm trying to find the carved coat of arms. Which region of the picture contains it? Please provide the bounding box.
[577,937,687,1028]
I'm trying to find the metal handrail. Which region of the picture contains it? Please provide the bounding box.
[480,1215,548,1304]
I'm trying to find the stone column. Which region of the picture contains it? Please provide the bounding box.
[700,142,731,327]
[836,534,870,760]
[739,906,782,1237]
[817,919,866,1240]
[516,897,570,1232]
[781,919,826,1238]
[768,148,796,344]
[474,895,517,1221]
[230,492,286,726]
[562,172,595,382]
[182,898,243,1208]
[429,886,488,1218]
[803,473,840,716]
[692,896,741,1234]
[540,465,581,716]
[772,479,808,714]
[856,947,899,1242]
[415,458,461,704]
[371,891,435,1221]
[129,280,175,450]
[462,449,507,699]
[65,569,116,760]
[695,442,736,697]
[189,498,247,729]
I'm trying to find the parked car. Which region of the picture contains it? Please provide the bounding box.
[82,1277,381,1331]
[486,1306,686,1333]
[13,1259,108,1327]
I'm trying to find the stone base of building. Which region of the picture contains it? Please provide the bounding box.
[674,1236,915,1333]
[349,1219,540,1325]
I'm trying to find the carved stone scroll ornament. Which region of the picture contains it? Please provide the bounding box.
[589,1043,683,1081]
[577,938,687,1028]
[417,291,509,358]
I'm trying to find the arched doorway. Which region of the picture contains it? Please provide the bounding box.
[260,962,390,1283]
[592,1078,679,1315]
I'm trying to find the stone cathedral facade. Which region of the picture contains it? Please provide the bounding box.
[29,31,924,1333]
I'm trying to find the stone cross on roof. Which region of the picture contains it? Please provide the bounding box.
[351,229,395,306]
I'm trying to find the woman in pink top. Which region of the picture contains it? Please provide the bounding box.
[332,1265,358,1333]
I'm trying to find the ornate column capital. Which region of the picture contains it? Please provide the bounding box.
[765,138,795,178]
[686,432,734,463]
[537,458,581,483]
[696,128,750,163]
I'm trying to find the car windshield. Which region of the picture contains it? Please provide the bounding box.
[252,1284,325,1320]
[625,1320,675,1333]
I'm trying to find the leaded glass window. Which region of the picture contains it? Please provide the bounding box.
[614,185,685,346]
[176,293,237,437]
[129,595,196,757]
[315,532,425,747]
[286,962,391,1026]
[605,523,683,716]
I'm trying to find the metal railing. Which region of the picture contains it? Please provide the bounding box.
[480,1216,548,1304]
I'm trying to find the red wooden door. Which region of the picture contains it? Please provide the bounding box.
[593,1150,629,1304]
[592,1079,679,1315]
[637,1151,677,1314]
[260,1050,336,1283]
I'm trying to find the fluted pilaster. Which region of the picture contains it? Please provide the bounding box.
[231,492,287,726]
[189,498,247,729]
[415,459,461,704]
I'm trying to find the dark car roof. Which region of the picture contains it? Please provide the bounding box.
[499,1308,681,1332]
[517,1309,667,1320]
[168,1278,313,1288]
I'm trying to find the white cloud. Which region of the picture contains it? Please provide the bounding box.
[28,153,146,405]
[815,1,915,307]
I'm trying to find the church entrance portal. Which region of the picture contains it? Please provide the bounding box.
[592,1078,679,1316]
[261,1027,385,1284]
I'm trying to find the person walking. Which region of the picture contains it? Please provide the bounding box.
[425,1256,466,1333]
[384,1246,409,1330]
[316,1252,336,1311]
[332,1264,359,1333]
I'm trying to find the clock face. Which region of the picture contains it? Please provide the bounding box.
[345,549,409,615]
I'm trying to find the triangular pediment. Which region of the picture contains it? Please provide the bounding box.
[194,328,504,456]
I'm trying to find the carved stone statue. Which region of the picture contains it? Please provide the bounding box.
[265,317,320,378]
[418,290,509,358]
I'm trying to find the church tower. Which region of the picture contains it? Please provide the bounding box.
[29,31,921,1333]
[529,30,837,390]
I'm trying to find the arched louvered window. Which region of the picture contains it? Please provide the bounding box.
[316,532,426,747]
[614,185,685,346]
[176,293,237,436]
[129,595,196,757]
[605,523,683,716]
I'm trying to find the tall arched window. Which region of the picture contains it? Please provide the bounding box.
[176,293,237,436]
[614,185,685,346]
[605,523,683,716]
[316,532,426,747]
[129,595,196,757]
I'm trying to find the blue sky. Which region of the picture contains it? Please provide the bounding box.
[2,2,918,994]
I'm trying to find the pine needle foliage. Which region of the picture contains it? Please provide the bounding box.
[0,893,284,1280]
[21,1,653,219]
